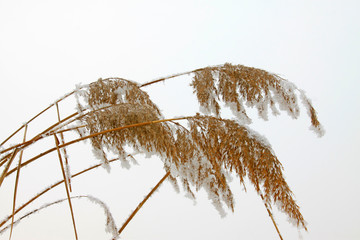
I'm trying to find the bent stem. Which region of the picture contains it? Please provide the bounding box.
[0,91,77,148]
[6,116,191,178]
[259,192,283,240]
[0,70,185,151]
[54,134,78,240]
[1,67,209,149]
[139,64,222,87]
[0,158,121,230]
[56,103,72,192]
[0,112,79,159]
[117,171,170,237]
[1,101,122,158]
[0,149,19,187]
[9,125,28,240]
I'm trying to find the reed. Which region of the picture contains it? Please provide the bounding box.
[0,63,323,239]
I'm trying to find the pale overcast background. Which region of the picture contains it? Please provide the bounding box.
[0,0,360,239]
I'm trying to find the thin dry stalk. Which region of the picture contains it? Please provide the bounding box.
[1,100,146,159]
[56,103,72,192]
[0,195,118,238]
[0,90,76,147]
[0,112,79,157]
[53,125,87,135]
[0,158,121,230]
[259,192,284,240]
[0,149,19,187]
[117,171,170,236]
[1,105,113,159]
[9,125,28,240]
[139,65,223,88]
[0,155,10,169]
[54,134,78,240]
[0,105,51,147]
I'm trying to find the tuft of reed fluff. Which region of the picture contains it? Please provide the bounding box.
[191,63,324,136]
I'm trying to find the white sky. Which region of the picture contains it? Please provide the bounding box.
[0,0,360,239]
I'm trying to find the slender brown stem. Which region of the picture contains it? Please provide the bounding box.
[1,101,139,158]
[0,112,79,156]
[53,125,87,135]
[0,91,76,147]
[54,134,78,240]
[0,195,111,235]
[6,116,191,178]
[0,155,10,169]
[0,105,51,148]
[0,149,19,187]
[259,192,283,240]
[117,171,170,236]
[139,67,209,88]
[9,125,28,240]
[0,158,121,229]
[56,103,72,192]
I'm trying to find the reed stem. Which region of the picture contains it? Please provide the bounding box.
[5,117,190,178]
[0,158,120,229]
[0,149,19,187]
[117,171,170,236]
[0,91,76,147]
[259,192,284,240]
[54,134,78,240]
[56,103,72,192]
[9,125,28,240]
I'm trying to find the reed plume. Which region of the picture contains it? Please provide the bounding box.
[0,63,323,239]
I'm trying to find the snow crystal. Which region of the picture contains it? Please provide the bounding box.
[168,176,180,194]
[208,192,227,218]
[120,157,131,170]
[92,148,111,173]
[309,124,326,138]
[64,161,71,186]
[245,125,272,149]
[85,195,119,239]
[169,163,179,178]
[184,191,197,205]
[60,148,69,160]
[299,90,325,137]
[74,83,90,114]
[269,99,280,116]
[68,123,87,139]
[270,83,300,119]
[298,228,304,240]
[144,150,156,159]
[127,154,139,165]
[255,95,270,121]
[225,101,252,124]
[199,105,211,115]
[114,86,127,103]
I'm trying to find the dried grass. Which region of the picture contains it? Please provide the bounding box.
[0,63,323,239]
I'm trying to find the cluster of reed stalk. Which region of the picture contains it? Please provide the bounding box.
[0,63,323,239]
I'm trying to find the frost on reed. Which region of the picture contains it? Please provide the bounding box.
[76,79,176,171]
[0,195,120,240]
[191,63,324,136]
[0,63,323,239]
